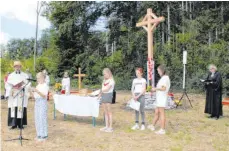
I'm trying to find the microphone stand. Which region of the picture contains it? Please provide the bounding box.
[5,81,31,146]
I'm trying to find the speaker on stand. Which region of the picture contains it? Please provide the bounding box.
[176,48,193,109]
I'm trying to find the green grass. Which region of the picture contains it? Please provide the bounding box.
[170,146,183,151]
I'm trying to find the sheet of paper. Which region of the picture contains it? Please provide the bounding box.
[200,79,205,82]
[128,99,140,111]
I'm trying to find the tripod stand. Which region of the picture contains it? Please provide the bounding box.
[176,59,193,109]
[5,81,30,146]
[176,88,193,108]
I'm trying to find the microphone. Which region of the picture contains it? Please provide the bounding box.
[27,78,37,82]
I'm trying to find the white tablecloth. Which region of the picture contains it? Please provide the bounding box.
[53,94,100,117]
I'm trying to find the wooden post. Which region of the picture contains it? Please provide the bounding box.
[73,68,86,90]
[136,8,164,87]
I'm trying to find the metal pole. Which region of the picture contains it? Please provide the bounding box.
[146,61,149,86]
[34,1,40,72]
[53,103,56,120]
[183,64,186,89]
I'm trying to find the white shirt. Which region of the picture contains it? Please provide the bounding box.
[6,71,31,118]
[102,79,115,93]
[34,83,49,99]
[156,75,171,104]
[131,78,146,93]
[62,77,71,95]
[6,71,30,107]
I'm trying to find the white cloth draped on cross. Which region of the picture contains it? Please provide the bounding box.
[136,8,164,87]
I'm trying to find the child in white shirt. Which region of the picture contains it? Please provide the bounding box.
[31,72,49,141]
[148,65,171,135]
[131,68,146,131]
[99,68,115,133]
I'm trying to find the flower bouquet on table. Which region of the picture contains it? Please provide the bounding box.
[61,89,65,94]
[54,83,62,94]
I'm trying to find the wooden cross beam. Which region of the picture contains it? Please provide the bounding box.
[73,68,86,90]
[136,8,164,86]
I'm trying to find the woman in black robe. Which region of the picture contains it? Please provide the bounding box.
[204,64,223,120]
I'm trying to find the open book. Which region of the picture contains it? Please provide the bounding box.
[7,78,24,87]
[200,79,214,83]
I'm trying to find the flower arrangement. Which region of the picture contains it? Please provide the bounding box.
[146,86,152,92]
[54,83,62,92]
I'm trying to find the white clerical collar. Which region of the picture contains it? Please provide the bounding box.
[211,72,215,77]
[15,71,21,74]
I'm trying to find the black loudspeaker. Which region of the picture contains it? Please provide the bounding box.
[112,90,116,104]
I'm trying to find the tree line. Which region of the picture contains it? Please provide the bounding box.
[1,1,229,96]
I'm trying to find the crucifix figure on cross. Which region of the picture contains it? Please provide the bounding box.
[73,68,86,90]
[136,8,165,87]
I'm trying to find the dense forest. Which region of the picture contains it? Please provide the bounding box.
[1,1,229,95]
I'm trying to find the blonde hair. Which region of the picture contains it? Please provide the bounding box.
[36,72,45,80]
[103,68,113,80]
[208,64,217,71]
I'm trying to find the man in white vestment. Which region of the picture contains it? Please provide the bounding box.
[5,61,30,129]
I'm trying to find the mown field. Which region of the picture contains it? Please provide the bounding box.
[1,91,229,151]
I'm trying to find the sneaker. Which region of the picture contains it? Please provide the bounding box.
[37,138,46,142]
[155,129,166,135]
[131,124,140,130]
[104,128,113,133]
[34,136,41,140]
[140,125,145,131]
[100,127,108,131]
[147,125,155,131]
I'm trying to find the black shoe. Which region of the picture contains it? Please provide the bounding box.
[208,115,214,118]
[10,126,17,130]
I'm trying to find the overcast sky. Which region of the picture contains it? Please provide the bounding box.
[0,1,51,44]
[0,1,106,45]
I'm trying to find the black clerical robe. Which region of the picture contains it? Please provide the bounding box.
[204,71,223,118]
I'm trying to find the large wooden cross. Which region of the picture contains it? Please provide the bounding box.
[136,8,164,87]
[73,68,86,90]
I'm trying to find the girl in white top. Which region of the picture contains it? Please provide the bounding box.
[31,72,49,142]
[61,72,71,95]
[98,68,115,133]
[131,68,146,131]
[148,65,171,135]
